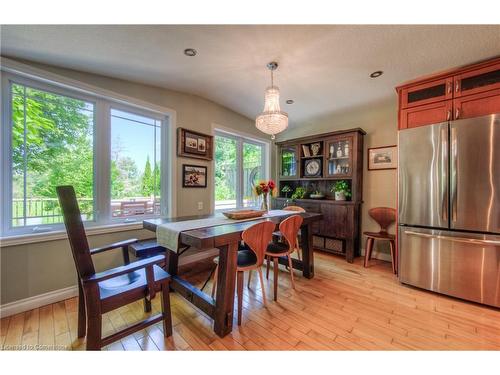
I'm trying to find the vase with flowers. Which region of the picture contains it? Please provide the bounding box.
[254,179,276,212]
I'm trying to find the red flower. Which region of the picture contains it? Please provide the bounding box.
[262,186,269,193]
[268,180,275,189]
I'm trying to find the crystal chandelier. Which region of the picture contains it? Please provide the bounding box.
[255,62,288,139]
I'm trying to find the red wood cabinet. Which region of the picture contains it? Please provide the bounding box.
[400,100,452,129]
[454,63,500,98]
[454,88,500,120]
[397,58,500,129]
[400,77,453,109]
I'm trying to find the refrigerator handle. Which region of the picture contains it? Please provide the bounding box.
[404,230,500,246]
[451,127,458,222]
[440,127,448,222]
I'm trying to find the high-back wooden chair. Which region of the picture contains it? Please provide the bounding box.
[273,205,305,260]
[56,185,172,350]
[265,214,303,301]
[211,220,275,325]
[363,207,397,274]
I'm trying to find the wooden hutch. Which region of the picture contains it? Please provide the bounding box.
[272,128,365,263]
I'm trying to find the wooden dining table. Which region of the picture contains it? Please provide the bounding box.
[143,210,323,337]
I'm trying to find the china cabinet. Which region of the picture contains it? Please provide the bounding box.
[274,128,365,263]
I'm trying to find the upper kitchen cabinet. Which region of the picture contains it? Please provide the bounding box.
[453,88,500,120]
[453,62,500,98]
[400,77,453,109]
[396,57,500,129]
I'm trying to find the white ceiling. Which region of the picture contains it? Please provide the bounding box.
[1,25,500,126]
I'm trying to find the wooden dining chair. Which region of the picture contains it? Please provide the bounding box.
[265,214,303,301]
[273,205,305,260]
[363,207,397,274]
[211,220,275,325]
[56,185,173,350]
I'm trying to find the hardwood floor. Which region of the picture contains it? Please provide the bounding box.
[1,251,499,350]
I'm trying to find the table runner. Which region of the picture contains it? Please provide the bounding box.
[156,210,294,252]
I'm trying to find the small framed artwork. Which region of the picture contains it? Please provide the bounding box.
[177,128,213,160]
[182,164,207,188]
[368,145,397,170]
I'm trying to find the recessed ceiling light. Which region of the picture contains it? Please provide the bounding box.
[286,99,294,104]
[184,48,197,57]
[370,70,383,78]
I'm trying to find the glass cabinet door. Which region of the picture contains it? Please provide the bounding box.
[280,145,298,178]
[326,137,353,177]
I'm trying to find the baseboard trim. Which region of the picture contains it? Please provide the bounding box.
[0,285,78,318]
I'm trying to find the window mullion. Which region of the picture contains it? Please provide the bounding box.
[94,100,111,224]
[22,86,27,227]
[236,137,243,208]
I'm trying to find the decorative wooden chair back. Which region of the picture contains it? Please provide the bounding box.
[56,185,95,279]
[279,214,303,253]
[242,221,276,266]
[283,205,306,213]
[368,207,396,234]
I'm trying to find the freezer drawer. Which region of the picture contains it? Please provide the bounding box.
[399,226,500,308]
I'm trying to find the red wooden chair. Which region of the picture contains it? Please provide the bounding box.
[363,207,397,274]
[56,185,172,350]
[211,220,275,325]
[265,214,303,301]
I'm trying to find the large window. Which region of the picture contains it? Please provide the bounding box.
[111,109,161,218]
[10,82,95,229]
[214,131,267,210]
[1,73,169,236]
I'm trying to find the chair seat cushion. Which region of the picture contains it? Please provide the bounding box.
[213,249,258,268]
[99,264,169,301]
[266,241,289,255]
[363,231,395,240]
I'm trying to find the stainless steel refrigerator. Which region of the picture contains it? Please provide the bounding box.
[398,113,500,308]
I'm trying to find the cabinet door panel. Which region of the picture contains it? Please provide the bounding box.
[279,145,298,179]
[453,88,500,120]
[320,204,352,238]
[454,62,500,98]
[400,100,452,129]
[401,78,453,109]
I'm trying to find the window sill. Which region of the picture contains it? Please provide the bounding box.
[0,222,146,248]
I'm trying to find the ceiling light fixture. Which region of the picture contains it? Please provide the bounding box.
[255,62,288,139]
[184,48,197,57]
[286,99,294,104]
[370,70,383,78]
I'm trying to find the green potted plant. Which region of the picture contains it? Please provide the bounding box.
[331,180,351,201]
[291,186,306,200]
[281,185,291,198]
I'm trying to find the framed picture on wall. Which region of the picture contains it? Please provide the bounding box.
[177,127,213,160]
[368,145,397,170]
[182,164,207,188]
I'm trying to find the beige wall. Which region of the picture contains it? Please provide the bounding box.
[1,58,261,305]
[1,58,397,307]
[275,97,398,258]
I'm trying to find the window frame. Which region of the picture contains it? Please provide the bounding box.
[1,71,171,237]
[213,128,270,211]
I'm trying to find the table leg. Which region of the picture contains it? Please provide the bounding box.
[164,249,179,276]
[300,223,314,279]
[213,241,238,337]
